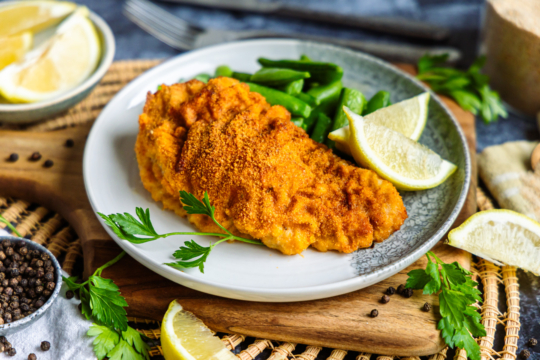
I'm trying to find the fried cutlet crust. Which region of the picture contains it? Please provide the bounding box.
[136,77,407,255]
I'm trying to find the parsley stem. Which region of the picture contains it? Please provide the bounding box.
[94,251,126,277]
[0,215,22,237]
[162,232,262,245]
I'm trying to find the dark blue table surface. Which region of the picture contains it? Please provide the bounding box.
[74,0,540,357]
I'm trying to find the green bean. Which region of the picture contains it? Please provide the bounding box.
[250,68,310,87]
[214,65,233,77]
[277,79,304,96]
[295,92,320,108]
[246,82,312,118]
[310,112,333,143]
[232,72,252,82]
[326,88,366,147]
[193,73,211,83]
[364,90,391,115]
[258,58,343,84]
[306,80,343,109]
[291,117,308,131]
[303,109,319,133]
[300,54,312,61]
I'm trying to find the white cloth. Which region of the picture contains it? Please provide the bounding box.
[0,229,96,359]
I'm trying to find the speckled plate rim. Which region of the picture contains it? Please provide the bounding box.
[0,8,115,113]
[84,39,470,302]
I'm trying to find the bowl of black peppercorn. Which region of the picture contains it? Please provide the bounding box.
[0,235,61,336]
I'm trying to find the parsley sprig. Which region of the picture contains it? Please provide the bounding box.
[63,252,150,360]
[406,251,486,360]
[98,190,261,273]
[416,54,507,124]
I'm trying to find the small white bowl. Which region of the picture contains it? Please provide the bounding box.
[0,10,115,124]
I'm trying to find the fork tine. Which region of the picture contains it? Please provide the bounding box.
[128,0,203,35]
[123,3,195,49]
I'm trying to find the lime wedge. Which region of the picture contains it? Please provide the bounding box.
[345,106,456,190]
[161,300,236,360]
[329,92,430,155]
[448,210,540,274]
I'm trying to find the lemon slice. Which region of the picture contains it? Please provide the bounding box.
[344,106,456,190]
[329,92,430,155]
[161,300,237,360]
[0,32,33,71]
[448,210,540,274]
[0,1,76,37]
[0,7,100,103]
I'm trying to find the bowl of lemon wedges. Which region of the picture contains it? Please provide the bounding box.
[0,1,114,123]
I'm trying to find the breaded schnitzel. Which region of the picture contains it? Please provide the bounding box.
[136,77,407,255]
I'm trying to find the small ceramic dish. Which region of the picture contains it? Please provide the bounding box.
[0,10,115,124]
[0,235,62,336]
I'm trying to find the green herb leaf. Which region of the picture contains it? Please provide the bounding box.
[88,324,120,360]
[90,276,121,292]
[80,286,93,321]
[405,269,432,290]
[122,327,151,360]
[437,317,456,348]
[453,327,482,360]
[108,338,145,360]
[463,306,486,338]
[62,276,84,292]
[89,283,129,331]
[179,191,214,216]
[439,289,468,328]
[416,54,507,123]
[424,257,442,295]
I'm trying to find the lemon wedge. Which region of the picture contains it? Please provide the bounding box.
[344,106,457,190]
[0,7,100,103]
[329,92,430,155]
[448,210,540,274]
[0,1,76,37]
[0,32,33,71]
[161,300,237,360]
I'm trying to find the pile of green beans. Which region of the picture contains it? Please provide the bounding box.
[187,56,393,149]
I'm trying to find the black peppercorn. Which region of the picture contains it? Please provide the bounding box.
[43,160,54,168]
[65,138,75,147]
[7,347,15,356]
[528,338,537,347]
[28,354,37,360]
[1,241,10,249]
[46,282,55,291]
[66,290,74,299]
[8,153,18,162]
[3,341,11,351]
[9,268,18,278]
[32,250,40,258]
[45,265,54,273]
[403,288,414,298]
[28,277,36,287]
[40,341,50,351]
[14,286,23,295]
[35,260,43,268]
[3,313,11,323]
[4,287,12,296]
[10,296,18,303]
[18,246,28,256]
[381,295,390,304]
[44,272,54,282]
[20,303,29,312]
[422,302,432,312]
[44,260,51,267]
[34,299,43,308]
[396,284,405,295]
[0,301,7,309]
[20,279,27,288]
[0,252,6,261]
[5,248,13,257]
[35,286,43,294]
[27,289,36,298]
[370,309,379,318]
[9,302,18,309]
[29,152,42,161]
[0,336,8,343]
[520,350,531,359]
[36,268,44,278]
[35,279,43,287]
[386,286,396,295]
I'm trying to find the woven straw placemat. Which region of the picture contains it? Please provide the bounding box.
[0,60,524,360]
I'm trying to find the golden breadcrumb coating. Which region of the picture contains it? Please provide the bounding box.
[136,77,407,255]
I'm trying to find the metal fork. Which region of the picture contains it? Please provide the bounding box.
[123,0,461,63]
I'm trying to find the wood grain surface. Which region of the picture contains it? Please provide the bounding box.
[0,64,476,355]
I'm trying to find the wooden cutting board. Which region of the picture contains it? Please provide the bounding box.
[0,64,477,356]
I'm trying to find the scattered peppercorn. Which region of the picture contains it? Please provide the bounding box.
[0,336,7,344]
[66,290,74,300]
[520,350,531,359]
[65,139,74,148]
[402,288,414,298]
[381,295,390,304]
[370,309,379,318]
[40,341,50,351]
[43,160,54,168]
[7,347,15,356]
[422,302,432,312]
[28,353,37,360]
[4,341,11,351]
[386,286,396,295]
[29,152,42,161]
[397,284,405,295]
[8,154,18,162]
[528,338,537,347]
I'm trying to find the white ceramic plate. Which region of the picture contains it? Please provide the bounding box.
[84,39,470,302]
